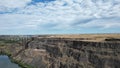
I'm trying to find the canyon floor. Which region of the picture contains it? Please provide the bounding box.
[0,34,120,68]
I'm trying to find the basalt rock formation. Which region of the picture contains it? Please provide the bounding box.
[0,35,120,68]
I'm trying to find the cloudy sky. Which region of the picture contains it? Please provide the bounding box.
[0,0,120,34]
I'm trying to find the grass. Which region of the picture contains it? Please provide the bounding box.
[45,34,120,42]
[10,59,35,68]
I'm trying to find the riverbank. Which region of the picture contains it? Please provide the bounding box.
[0,55,20,68]
[0,45,35,68]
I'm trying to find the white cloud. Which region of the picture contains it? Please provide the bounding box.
[0,0,31,12]
[0,14,40,30]
[76,17,120,29]
[0,0,31,8]
[0,0,120,34]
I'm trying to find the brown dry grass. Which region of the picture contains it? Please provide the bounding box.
[42,34,120,42]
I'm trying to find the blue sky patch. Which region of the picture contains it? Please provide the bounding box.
[30,0,55,4]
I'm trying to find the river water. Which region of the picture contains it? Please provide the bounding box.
[0,55,21,68]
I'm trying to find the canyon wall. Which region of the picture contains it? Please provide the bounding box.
[0,36,120,68]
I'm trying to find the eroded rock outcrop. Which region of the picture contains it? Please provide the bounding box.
[0,36,120,68]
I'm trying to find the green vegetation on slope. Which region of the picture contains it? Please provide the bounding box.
[0,50,35,68]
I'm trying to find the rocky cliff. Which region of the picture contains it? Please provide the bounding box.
[0,35,120,68]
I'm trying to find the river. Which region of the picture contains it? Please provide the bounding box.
[0,55,21,68]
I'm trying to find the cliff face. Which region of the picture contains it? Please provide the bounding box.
[0,37,120,68]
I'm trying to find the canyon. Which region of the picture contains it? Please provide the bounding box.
[0,34,120,68]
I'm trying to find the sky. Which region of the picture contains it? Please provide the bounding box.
[0,0,120,35]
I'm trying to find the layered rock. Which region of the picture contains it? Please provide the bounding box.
[0,36,120,68]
